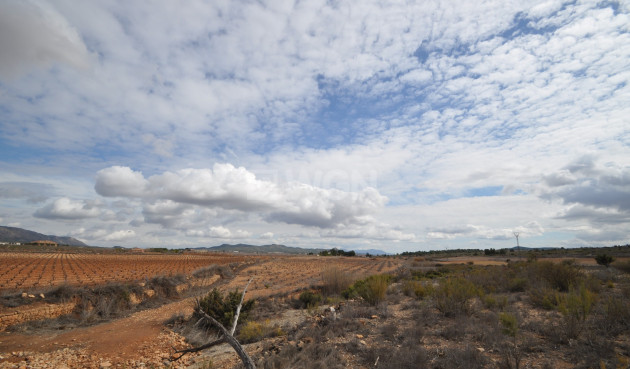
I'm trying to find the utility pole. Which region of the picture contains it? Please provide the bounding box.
[513,232,520,256]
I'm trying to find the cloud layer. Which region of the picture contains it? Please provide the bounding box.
[95,164,388,231]
[0,0,628,250]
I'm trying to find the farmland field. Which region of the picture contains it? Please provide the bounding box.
[0,252,250,292]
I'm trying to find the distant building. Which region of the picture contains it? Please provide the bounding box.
[131,247,145,253]
[33,240,57,246]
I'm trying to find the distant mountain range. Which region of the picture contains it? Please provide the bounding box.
[508,246,557,251]
[191,244,390,255]
[352,249,390,255]
[191,243,324,254]
[0,226,87,246]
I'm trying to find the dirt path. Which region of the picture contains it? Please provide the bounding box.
[0,297,196,367]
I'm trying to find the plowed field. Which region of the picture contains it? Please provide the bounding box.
[0,252,248,292]
[0,252,402,294]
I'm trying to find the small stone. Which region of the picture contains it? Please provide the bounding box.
[39,293,45,299]
[477,347,485,353]
[370,315,378,319]
[355,334,364,339]
[21,293,28,298]
[359,340,367,345]
[28,294,35,298]
[100,361,112,368]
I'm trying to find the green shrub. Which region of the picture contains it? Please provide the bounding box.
[529,287,560,310]
[433,276,480,316]
[195,288,255,330]
[298,290,322,308]
[529,261,583,292]
[508,277,528,292]
[499,312,519,337]
[558,283,596,339]
[595,254,615,268]
[343,274,392,306]
[401,280,428,299]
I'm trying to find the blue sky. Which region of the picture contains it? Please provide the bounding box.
[0,0,629,252]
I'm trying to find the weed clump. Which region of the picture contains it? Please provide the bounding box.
[238,320,285,343]
[321,267,355,296]
[343,274,392,306]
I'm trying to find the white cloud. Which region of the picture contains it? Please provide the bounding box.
[96,164,387,229]
[95,166,149,198]
[33,197,102,220]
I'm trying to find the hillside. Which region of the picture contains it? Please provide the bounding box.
[0,225,87,246]
[194,243,325,254]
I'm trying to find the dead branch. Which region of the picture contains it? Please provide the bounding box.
[230,277,254,335]
[171,278,256,369]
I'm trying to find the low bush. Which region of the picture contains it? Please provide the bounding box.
[321,267,355,296]
[482,294,508,310]
[146,274,186,298]
[343,274,392,306]
[401,280,428,299]
[238,319,284,343]
[558,283,596,339]
[433,276,480,316]
[298,290,322,308]
[595,254,615,267]
[613,260,630,274]
[596,295,630,336]
[529,287,561,310]
[532,261,583,292]
[508,277,528,292]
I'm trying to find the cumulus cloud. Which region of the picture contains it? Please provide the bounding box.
[0,0,89,78]
[34,197,102,220]
[95,166,149,198]
[96,164,387,229]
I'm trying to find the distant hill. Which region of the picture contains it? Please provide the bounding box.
[0,226,87,246]
[509,246,557,251]
[352,249,390,255]
[193,243,325,254]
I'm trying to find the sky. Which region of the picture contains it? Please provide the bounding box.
[0,0,629,253]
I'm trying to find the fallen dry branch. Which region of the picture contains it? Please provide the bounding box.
[171,278,256,369]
